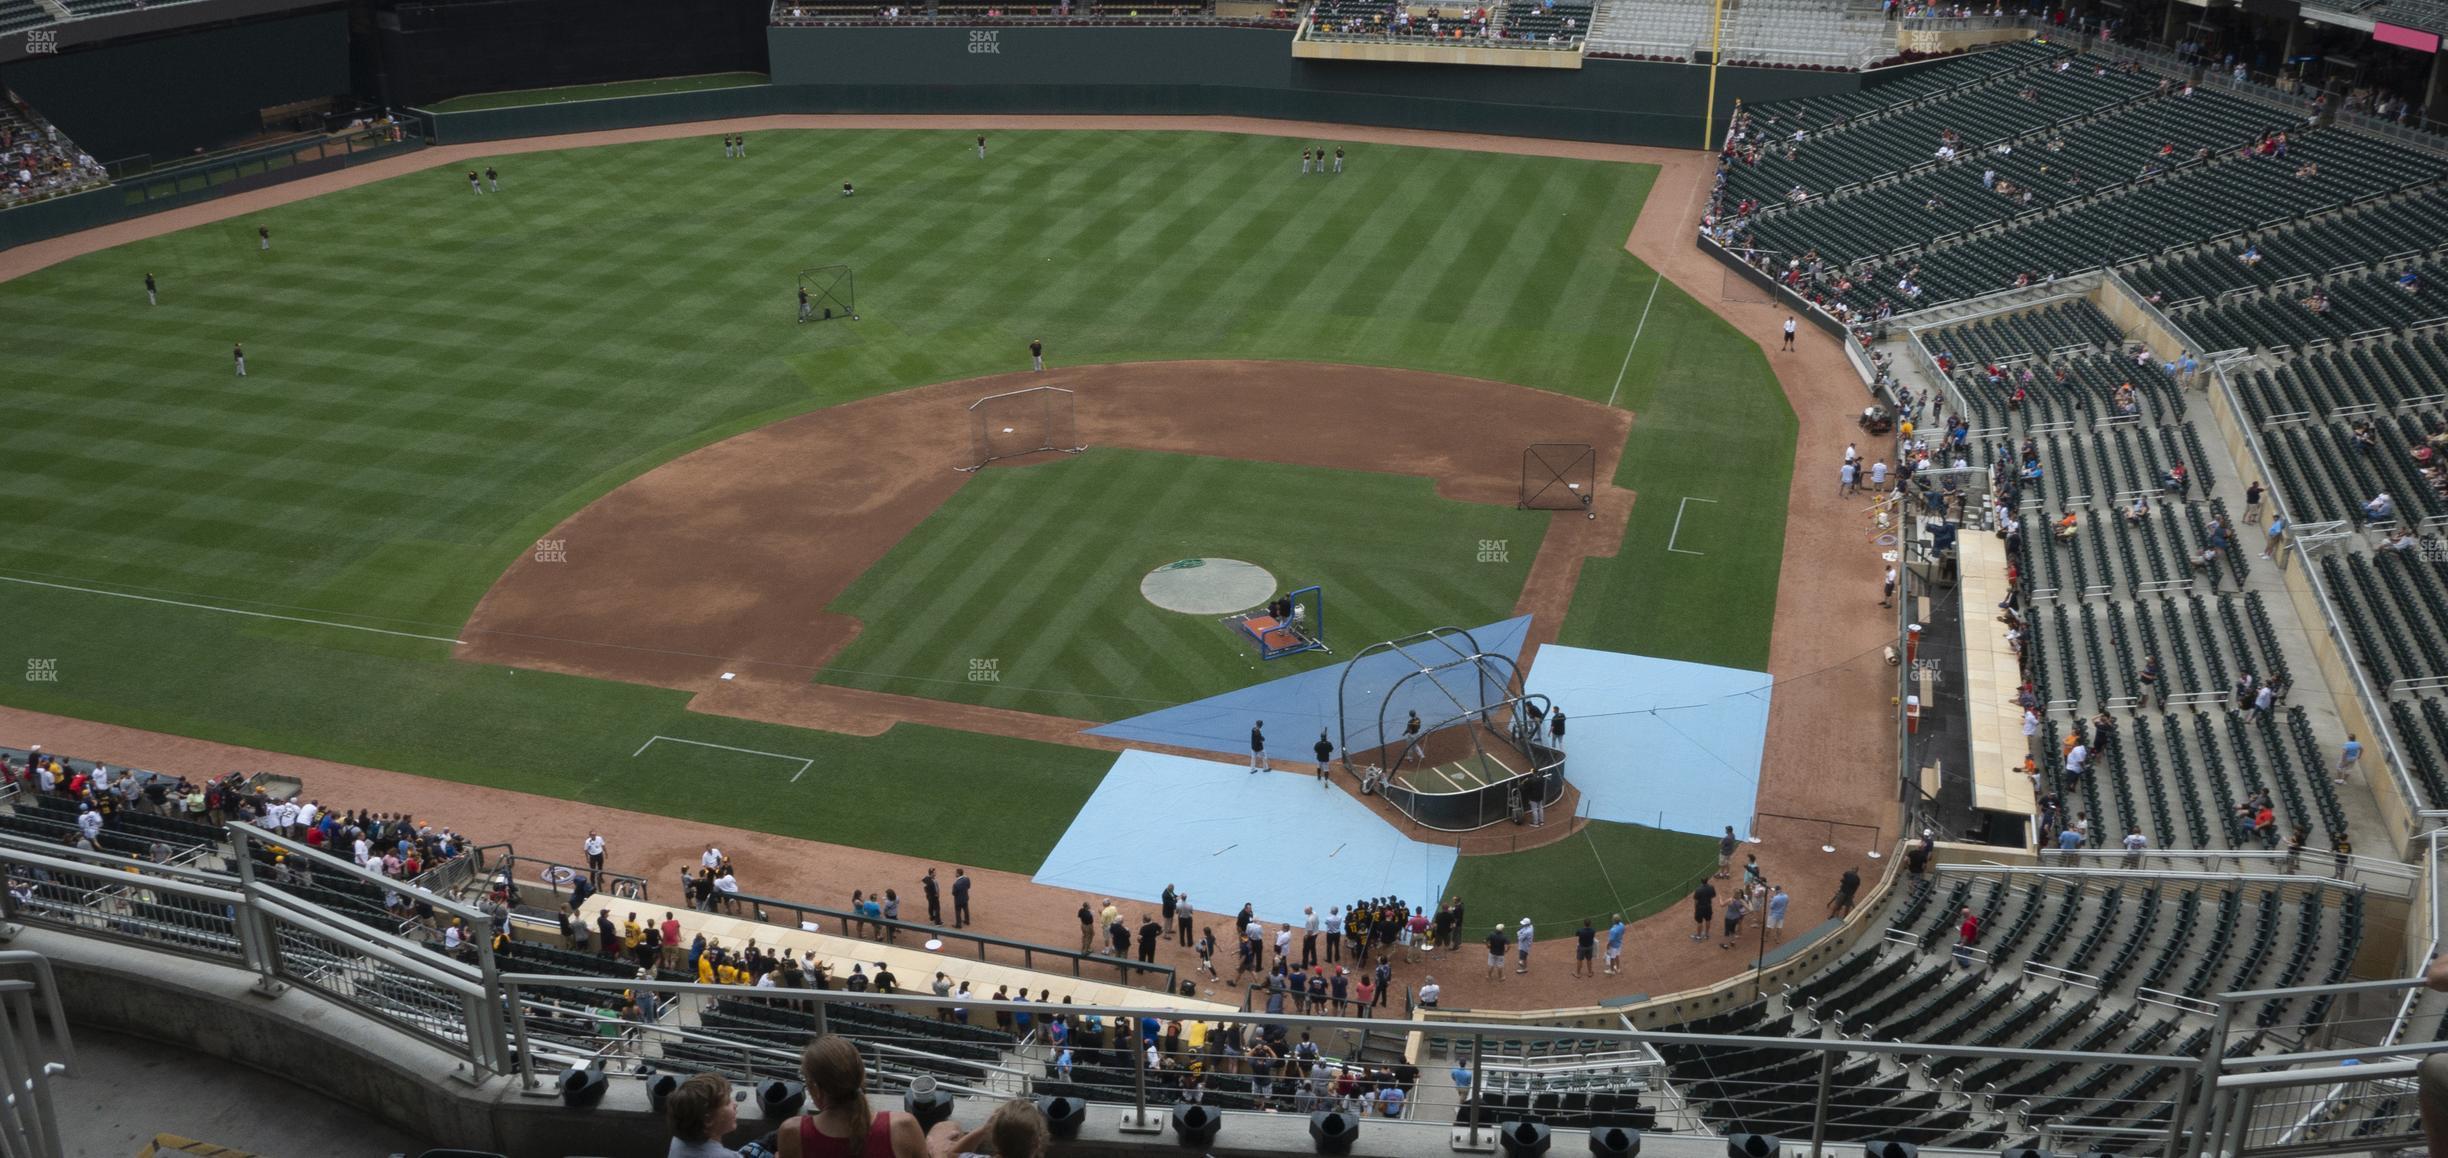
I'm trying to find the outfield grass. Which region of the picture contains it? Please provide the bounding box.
[422,73,770,113]
[1441,820,1719,934]
[818,450,1542,721]
[0,128,1791,871]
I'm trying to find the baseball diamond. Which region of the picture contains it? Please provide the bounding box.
[0,5,2437,1156]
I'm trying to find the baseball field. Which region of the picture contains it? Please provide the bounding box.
[0,126,1793,919]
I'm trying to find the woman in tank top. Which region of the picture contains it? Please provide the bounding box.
[776,1036,927,1158]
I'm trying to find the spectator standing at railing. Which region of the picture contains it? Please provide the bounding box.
[583,831,605,888]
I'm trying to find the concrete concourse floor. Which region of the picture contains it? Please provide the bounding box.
[50,1023,433,1157]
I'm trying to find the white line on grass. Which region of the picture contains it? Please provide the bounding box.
[0,575,466,644]
[634,735,816,782]
[1666,496,1719,555]
[1605,271,1666,410]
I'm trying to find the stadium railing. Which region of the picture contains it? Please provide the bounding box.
[7,817,2444,1157]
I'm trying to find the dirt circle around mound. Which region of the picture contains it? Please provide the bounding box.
[1139,557,1276,615]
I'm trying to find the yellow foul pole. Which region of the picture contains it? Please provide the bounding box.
[1702,0,1728,149]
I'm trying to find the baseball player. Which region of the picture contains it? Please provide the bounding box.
[1395,710,1423,770]
[977,135,987,159]
[1312,144,1324,173]
[233,343,246,377]
[1300,148,1311,175]
[468,169,482,194]
[1333,146,1345,173]
[799,286,813,322]
[144,272,157,306]
[485,166,500,192]
[737,134,747,158]
[724,134,735,159]
[257,226,270,251]
[1313,730,1334,785]
[1249,719,1266,773]
[1030,338,1045,372]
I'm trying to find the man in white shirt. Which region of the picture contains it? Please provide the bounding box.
[1322,907,1344,963]
[352,835,372,866]
[2064,743,2089,778]
[89,765,110,794]
[76,805,102,845]
[700,845,722,872]
[295,800,319,831]
[2122,828,2149,860]
[583,832,607,887]
[1417,977,1442,1007]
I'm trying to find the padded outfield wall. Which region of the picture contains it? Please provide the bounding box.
[420,25,1865,148]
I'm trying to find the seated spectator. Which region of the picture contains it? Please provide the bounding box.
[2054,510,2079,541]
[927,1097,1051,1158]
[666,1072,774,1158]
[2362,492,2395,522]
[2125,496,2150,523]
[2400,269,2421,294]
[777,1036,928,1157]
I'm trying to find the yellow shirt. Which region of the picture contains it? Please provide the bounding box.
[623,920,641,946]
[697,958,715,984]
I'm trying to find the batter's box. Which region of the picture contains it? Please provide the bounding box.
[633,735,815,782]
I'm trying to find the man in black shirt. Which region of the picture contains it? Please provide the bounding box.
[1830,866,1861,919]
[1549,709,1566,750]
[1690,881,1716,942]
[1078,901,1096,953]
[144,273,156,306]
[921,867,941,924]
[873,962,897,995]
[1313,730,1334,785]
[485,166,499,192]
[1484,925,1508,982]
[799,286,813,322]
[951,868,971,927]
[1574,918,1598,977]
[1249,720,1266,773]
[1030,338,1045,372]
[1138,915,1162,963]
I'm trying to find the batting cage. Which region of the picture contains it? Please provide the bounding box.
[1226,584,1326,660]
[1520,443,1597,513]
[958,384,1085,472]
[1334,627,1565,831]
[796,265,857,322]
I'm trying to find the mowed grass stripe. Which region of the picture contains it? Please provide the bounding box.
[817,451,1538,720]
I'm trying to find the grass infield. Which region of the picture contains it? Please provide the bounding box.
[1441,819,1720,934]
[817,449,1542,722]
[0,128,1792,873]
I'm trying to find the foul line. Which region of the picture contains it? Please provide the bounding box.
[634,735,816,783]
[1666,496,1718,555]
[0,574,465,644]
[1605,271,1666,410]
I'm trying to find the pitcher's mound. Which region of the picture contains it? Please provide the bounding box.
[1141,558,1275,615]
